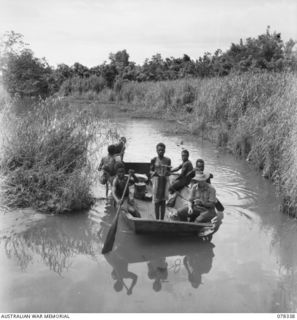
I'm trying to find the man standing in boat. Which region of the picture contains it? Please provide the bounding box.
[150,143,171,220]
[177,172,217,223]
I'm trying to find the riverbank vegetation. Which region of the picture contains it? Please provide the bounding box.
[0,96,118,213]
[1,27,297,215]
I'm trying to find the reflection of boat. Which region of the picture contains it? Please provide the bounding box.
[112,232,215,264]
[104,231,215,293]
[122,162,223,240]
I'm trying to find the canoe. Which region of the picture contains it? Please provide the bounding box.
[122,162,224,240]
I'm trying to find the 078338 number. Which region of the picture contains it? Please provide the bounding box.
[277,314,295,319]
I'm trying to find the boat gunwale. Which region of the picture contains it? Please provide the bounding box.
[122,210,214,229]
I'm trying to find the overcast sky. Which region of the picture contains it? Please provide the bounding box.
[0,0,297,67]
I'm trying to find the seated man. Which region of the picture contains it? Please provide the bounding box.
[188,158,224,212]
[112,162,141,218]
[177,172,216,223]
[169,149,195,194]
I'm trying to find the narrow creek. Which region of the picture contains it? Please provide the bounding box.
[1,118,296,313]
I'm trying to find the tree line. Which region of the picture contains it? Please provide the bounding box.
[0,27,296,98]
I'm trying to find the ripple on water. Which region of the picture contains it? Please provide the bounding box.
[1,118,296,313]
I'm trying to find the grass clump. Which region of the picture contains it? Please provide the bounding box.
[0,95,117,213]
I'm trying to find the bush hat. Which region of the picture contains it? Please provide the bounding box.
[193,172,210,182]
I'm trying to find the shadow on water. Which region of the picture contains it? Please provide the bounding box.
[1,213,100,275]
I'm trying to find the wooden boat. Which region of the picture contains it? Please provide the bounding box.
[122,162,224,240]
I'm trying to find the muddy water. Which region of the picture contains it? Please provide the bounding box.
[1,118,297,313]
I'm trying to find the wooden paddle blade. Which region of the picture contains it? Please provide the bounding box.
[101,173,131,255]
[101,217,119,254]
[215,199,224,211]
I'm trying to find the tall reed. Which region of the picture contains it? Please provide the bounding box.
[0,95,118,213]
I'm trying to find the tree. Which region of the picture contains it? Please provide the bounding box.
[3,49,52,98]
[0,31,28,58]
[0,31,28,76]
[72,62,89,78]
[109,49,129,71]
[141,53,166,81]
[1,31,54,98]
[100,63,118,88]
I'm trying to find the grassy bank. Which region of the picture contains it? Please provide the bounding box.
[0,94,118,214]
[95,72,297,216]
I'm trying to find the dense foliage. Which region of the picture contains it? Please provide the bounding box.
[1,28,296,98]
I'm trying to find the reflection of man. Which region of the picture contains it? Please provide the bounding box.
[147,258,168,292]
[183,242,215,289]
[105,251,138,295]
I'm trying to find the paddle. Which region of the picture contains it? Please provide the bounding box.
[215,198,224,211]
[101,173,131,254]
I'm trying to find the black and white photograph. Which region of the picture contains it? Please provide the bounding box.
[0,0,297,316]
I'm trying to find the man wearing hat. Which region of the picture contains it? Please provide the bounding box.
[177,172,217,223]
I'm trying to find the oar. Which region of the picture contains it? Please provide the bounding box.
[215,198,224,211]
[101,174,131,254]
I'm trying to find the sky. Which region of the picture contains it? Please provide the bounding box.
[0,0,297,67]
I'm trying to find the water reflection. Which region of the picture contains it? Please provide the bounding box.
[183,242,214,289]
[94,193,217,294]
[1,213,99,275]
[105,251,138,295]
[147,258,168,292]
[103,225,216,294]
[270,220,297,312]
